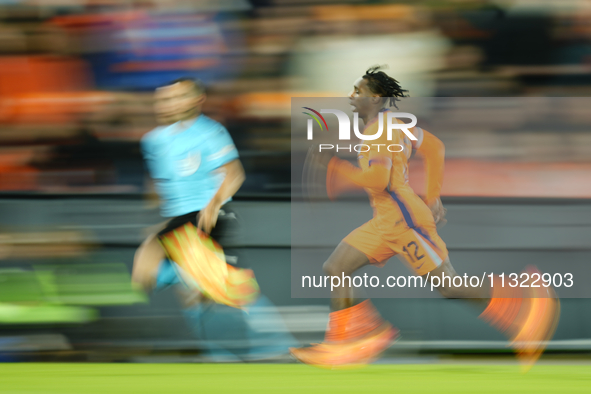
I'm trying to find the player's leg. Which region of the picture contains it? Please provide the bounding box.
[322,220,394,312]
[392,225,488,300]
[322,241,371,310]
[426,257,560,370]
[290,222,399,368]
[323,240,398,346]
[399,224,559,370]
[424,257,489,300]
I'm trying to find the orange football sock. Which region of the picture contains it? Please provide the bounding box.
[325,300,384,343]
[480,276,523,333]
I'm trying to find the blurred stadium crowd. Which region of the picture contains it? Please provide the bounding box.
[0,0,590,197]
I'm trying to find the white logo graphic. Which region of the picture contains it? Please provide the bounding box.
[207,145,236,162]
[177,152,201,176]
[305,108,418,153]
[306,109,417,141]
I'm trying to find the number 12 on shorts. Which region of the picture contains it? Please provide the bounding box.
[403,241,425,263]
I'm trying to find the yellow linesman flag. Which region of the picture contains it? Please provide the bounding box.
[160,223,259,308]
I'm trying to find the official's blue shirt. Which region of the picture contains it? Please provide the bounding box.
[141,115,239,217]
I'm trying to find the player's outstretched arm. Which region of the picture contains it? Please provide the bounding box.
[198,159,245,233]
[327,156,391,191]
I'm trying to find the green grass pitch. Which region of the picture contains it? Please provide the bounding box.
[1,363,590,393]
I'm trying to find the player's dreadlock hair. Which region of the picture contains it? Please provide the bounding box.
[362,65,408,109]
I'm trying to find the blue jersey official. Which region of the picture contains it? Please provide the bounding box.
[132,77,245,291]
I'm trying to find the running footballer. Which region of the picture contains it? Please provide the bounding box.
[290,66,560,370]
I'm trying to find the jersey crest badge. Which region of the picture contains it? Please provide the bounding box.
[177,152,201,176]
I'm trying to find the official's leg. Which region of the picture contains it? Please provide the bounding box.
[132,233,166,291]
[159,207,296,360]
